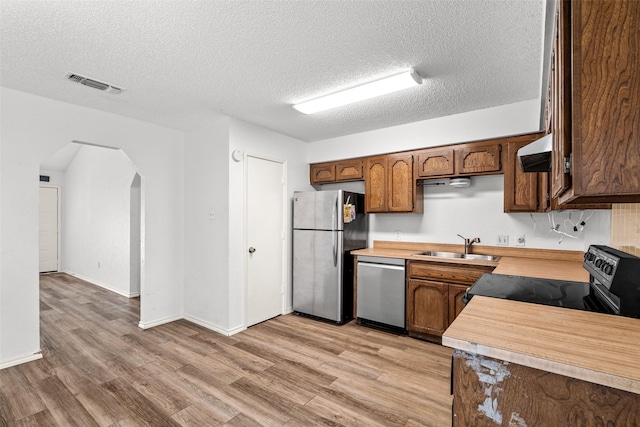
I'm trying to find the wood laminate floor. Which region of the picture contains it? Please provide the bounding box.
[0,273,453,427]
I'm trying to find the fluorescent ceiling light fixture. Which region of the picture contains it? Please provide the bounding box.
[293,69,423,114]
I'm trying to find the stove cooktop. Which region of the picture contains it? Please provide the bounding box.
[464,273,592,311]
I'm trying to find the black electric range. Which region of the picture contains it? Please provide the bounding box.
[464,245,640,318]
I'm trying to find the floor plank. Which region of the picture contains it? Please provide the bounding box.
[1,273,453,426]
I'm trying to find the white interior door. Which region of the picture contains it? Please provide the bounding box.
[246,155,285,327]
[39,186,59,273]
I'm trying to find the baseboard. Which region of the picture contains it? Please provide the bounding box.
[64,270,138,298]
[284,307,294,314]
[0,351,43,370]
[183,314,247,336]
[138,315,183,330]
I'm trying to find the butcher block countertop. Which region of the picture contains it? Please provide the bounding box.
[351,240,589,281]
[443,296,640,394]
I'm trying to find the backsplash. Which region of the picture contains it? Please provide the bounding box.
[610,204,640,256]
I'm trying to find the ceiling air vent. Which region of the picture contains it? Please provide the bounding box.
[65,73,124,95]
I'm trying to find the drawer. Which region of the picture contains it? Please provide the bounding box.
[407,261,494,285]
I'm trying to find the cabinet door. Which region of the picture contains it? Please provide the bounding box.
[415,148,454,178]
[550,0,572,198]
[365,156,387,212]
[448,284,470,325]
[504,135,543,212]
[309,163,335,184]
[456,142,502,175]
[407,279,449,337]
[386,153,414,212]
[569,0,640,202]
[335,159,363,181]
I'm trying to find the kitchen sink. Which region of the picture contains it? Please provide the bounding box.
[412,251,500,262]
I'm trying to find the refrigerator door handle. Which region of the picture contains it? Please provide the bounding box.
[333,231,338,266]
[333,193,339,266]
[332,194,338,230]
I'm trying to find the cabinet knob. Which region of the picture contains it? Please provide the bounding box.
[248,247,256,254]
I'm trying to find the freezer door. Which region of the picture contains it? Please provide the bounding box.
[293,190,343,231]
[293,229,343,322]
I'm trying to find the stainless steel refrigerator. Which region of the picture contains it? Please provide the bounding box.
[293,190,368,324]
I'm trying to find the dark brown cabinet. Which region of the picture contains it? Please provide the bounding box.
[415,148,455,178]
[503,132,546,212]
[414,140,502,179]
[551,0,640,204]
[456,141,502,175]
[309,162,335,184]
[407,279,449,337]
[452,351,640,426]
[406,261,494,342]
[335,159,363,181]
[365,153,422,213]
[448,284,470,325]
[309,159,364,185]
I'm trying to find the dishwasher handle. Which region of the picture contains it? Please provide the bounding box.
[357,262,405,271]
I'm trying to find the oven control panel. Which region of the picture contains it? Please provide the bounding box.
[583,245,640,319]
[584,246,618,280]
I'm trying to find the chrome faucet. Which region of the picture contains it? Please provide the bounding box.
[457,234,480,254]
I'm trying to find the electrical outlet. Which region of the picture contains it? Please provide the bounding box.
[516,234,526,246]
[209,210,216,220]
[497,234,509,246]
[394,230,401,241]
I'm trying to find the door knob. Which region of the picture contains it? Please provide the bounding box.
[248,247,256,253]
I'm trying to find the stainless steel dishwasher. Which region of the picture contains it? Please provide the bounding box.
[356,256,406,332]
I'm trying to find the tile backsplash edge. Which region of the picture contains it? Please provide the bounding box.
[610,204,640,257]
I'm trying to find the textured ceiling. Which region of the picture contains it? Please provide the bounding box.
[1,0,545,142]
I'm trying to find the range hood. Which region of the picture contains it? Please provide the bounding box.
[517,133,552,172]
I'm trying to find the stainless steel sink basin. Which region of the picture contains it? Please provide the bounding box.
[414,251,464,258]
[412,251,500,262]
[460,254,501,261]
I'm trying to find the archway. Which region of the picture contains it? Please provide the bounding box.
[39,141,144,315]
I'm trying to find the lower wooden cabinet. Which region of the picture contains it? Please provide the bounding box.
[448,284,470,325]
[406,261,494,342]
[452,351,640,426]
[406,279,449,337]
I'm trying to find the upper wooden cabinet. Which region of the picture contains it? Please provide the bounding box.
[415,148,454,178]
[309,162,335,184]
[310,159,364,185]
[504,133,546,213]
[551,0,640,204]
[335,159,363,181]
[456,141,502,175]
[365,153,422,213]
[415,140,502,179]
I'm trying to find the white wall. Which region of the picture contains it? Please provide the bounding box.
[312,99,611,252]
[228,118,311,330]
[182,117,309,335]
[0,87,184,366]
[183,117,232,331]
[62,145,137,297]
[130,174,141,296]
[309,100,544,161]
